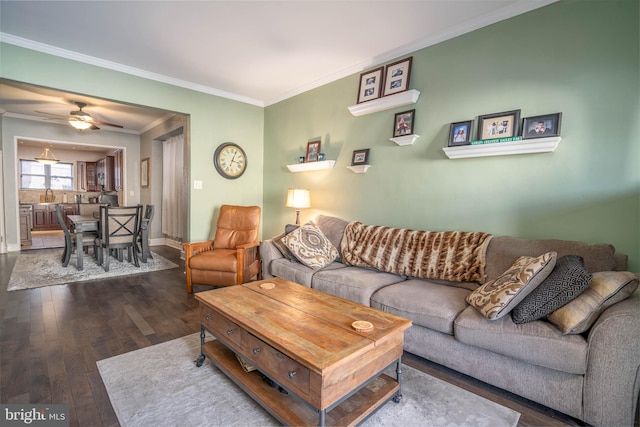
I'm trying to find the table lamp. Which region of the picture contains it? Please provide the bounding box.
[286,188,311,225]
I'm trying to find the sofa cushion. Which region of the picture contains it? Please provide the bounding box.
[454,306,588,374]
[547,271,639,334]
[312,266,405,306]
[272,224,299,261]
[270,258,345,288]
[485,236,616,281]
[371,279,472,335]
[466,252,557,320]
[314,215,349,263]
[283,221,338,269]
[512,255,592,324]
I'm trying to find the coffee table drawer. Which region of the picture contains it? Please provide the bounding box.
[201,306,245,348]
[246,333,311,395]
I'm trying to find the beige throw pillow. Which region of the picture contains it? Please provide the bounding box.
[547,271,639,334]
[282,221,338,270]
[466,252,557,320]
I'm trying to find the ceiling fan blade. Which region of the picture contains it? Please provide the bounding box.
[91,124,100,130]
[91,119,123,128]
[35,110,68,118]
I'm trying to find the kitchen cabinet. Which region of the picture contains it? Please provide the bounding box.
[113,149,123,191]
[20,205,32,246]
[96,156,115,191]
[78,161,98,192]
[32,204,78,231]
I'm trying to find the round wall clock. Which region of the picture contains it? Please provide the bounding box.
[213,142,247,179]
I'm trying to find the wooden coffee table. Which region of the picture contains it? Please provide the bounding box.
[195,277,412,426]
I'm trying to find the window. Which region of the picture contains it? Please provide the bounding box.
[20,160,74,190]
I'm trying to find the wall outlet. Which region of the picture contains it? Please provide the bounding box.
[194,180,203,190]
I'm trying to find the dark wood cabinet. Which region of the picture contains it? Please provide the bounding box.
[96,156,115,191]
[78,161,98,192]
[31,204,78,231]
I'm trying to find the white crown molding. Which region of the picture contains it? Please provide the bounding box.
[2,1,556,108]
[263,0,557,106]
[0,33,264,107]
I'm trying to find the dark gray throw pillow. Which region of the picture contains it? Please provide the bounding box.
[272,224,300,261]
[511,255,592,324]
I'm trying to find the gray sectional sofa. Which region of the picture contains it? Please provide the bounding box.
[260,215,640,427]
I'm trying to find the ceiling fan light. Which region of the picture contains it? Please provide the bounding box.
[68,118,93,130]
[35,147,59,165]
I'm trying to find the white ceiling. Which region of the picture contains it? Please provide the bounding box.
[0,0,555,132]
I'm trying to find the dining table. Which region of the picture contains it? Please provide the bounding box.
[67,214,99,271]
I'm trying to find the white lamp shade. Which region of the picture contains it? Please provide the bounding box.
[286,188,311,209]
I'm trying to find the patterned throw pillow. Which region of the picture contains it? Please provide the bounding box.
[547,271,639,334]
[511,255,592,324]
[271,224,299,261]
[282,221,338,270]
[466,252,557,320]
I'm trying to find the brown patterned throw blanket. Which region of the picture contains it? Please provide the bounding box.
[341,221,493,283]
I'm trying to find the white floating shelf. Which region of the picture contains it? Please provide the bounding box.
[348,90,420,117]
[347,165,371,173]
[390,134,420,146]
[442,137,562,159]
[287,160,336,172]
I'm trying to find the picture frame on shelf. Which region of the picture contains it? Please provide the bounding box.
[305,140,321,162]
[477,109,521,140]
[140,157,149,188]
[351,148,370,166]
[448,120,473,146]
[383,57,412,96]
[393,109,415,137]
[522,113,562,139]
[356,67,384,104]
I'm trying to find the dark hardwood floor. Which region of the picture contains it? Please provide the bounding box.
[1,246,583,426]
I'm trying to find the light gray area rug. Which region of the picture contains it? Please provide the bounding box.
[97,333,520,427]
[7,250,179,291]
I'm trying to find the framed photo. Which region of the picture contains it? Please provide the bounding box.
[140,157,150,188]
[448,120,473,146]
[522,113,562,139]
[305,140,321,162]
[356,67,384,104]
[383,57,412,97]
[351,148,370,166]
[393,109,415,137]
[477,109,521,140]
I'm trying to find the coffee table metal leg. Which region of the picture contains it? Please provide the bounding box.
[393,357,403,403]
[195,326,206,367]
[319,408,326,427]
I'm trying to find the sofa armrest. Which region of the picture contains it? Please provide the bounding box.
[260,239,284,279]
[584,288,640,427]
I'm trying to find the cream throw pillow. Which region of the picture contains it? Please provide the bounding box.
[282,221,338,270]
[466,252,557,320]
[547,271,639,334]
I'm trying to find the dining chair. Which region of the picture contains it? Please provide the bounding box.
[137,204,155,263]
[95,205,142,272]
[182,205,261,294]
[55,204,97,267]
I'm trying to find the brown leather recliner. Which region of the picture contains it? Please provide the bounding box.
[182,205,261,293]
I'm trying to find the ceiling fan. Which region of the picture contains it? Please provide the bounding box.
[37,101,124,130]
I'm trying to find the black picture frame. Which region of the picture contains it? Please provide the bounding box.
[448,120,473,146]
[383,57,412,97]
[356,67,384,104]
[477,109,521,140]
[351,149,370,166]
[522,113,562,139]
[393,109,415,137]
[305,140,321,162]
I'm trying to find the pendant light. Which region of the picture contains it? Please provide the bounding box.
[35,147,59,165]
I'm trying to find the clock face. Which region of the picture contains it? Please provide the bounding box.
[214,143,247,179]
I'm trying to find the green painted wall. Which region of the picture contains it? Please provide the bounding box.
[263,0,640,271]
[1,43,264,243]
